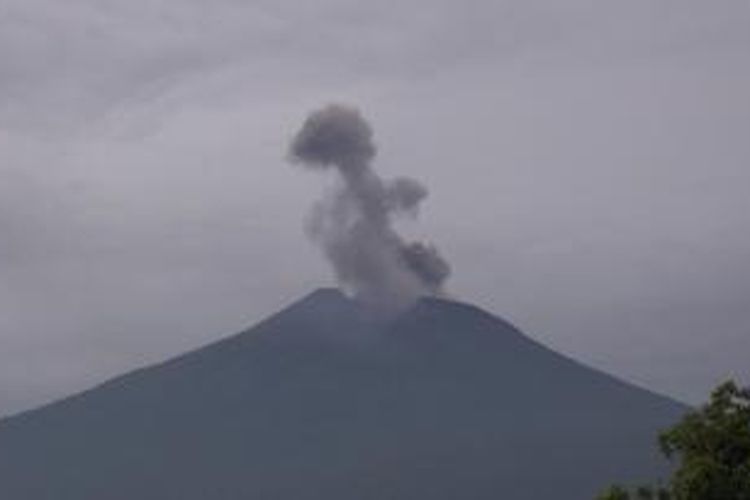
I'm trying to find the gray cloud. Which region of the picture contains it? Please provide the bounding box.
[290,104,450,311]
[0,0,749,414]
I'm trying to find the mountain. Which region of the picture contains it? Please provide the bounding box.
[0,289,686,499]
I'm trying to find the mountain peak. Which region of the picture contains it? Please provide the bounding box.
[0,290,687,500]
[298,286,350,305]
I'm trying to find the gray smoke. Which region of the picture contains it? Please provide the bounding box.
[289,104,451,310]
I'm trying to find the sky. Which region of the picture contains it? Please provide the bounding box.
[1,0,749,415]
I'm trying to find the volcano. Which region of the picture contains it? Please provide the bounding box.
[0,289,685,499]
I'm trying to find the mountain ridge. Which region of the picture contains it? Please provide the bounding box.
[0,288,688,500]
[5,288,678,422]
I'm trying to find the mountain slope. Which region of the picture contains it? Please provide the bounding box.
[0,289,686,499]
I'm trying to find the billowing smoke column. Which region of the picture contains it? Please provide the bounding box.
[289,104,450,311]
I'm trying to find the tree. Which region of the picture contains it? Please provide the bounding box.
[597,380,750,500]
[598,485,633,500]
[598,484,670,500]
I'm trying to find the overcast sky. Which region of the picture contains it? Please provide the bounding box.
[2,0,749,414]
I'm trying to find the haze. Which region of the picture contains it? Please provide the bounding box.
[1,0,749,414]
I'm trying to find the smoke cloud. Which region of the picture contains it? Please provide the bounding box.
[289,104,451,310]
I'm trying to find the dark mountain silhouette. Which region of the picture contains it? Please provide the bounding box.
[0,289,686,499]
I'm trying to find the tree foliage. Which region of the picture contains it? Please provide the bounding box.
[598,380,750,500]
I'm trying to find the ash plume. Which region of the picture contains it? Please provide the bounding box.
[289,104,451,310]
